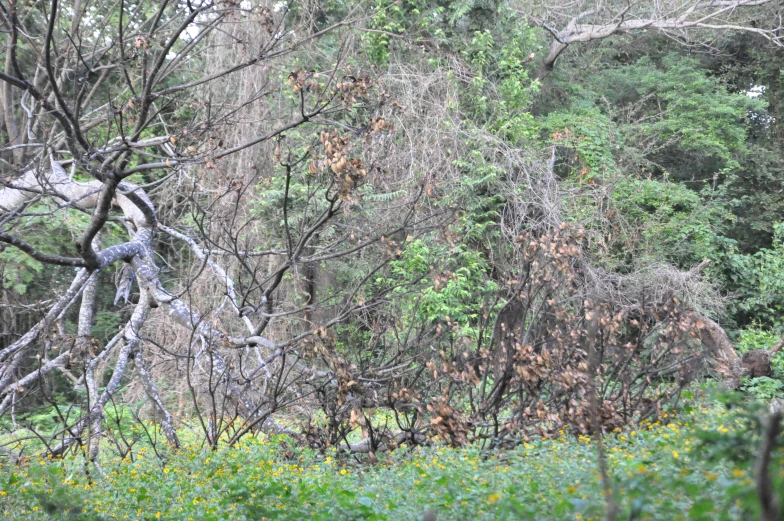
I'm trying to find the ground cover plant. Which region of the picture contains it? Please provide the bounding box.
[0,393,780,521]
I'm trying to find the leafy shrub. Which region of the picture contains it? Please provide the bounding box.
[740,376,784,401]
[726,224,784,329]
[735,324,781,354]
[733,324,784,400]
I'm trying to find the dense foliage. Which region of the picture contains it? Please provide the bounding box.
[0,0,784,518]
[0,397,776,520]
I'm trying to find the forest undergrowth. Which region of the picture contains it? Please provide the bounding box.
[0,388,778,521]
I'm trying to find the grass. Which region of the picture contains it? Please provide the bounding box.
[0,395,777,520]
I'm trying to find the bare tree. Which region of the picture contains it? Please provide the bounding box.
[525,0,783,76]
[0,0,440,458]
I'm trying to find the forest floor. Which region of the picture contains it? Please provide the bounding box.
[0,391,775,521]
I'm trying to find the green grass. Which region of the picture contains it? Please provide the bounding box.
[0,397,777,520]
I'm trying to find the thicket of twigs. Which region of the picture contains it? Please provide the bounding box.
[0,0,763,465]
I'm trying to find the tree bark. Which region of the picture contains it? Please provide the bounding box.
[690,311,745,387]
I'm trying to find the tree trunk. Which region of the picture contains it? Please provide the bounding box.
[690,312,745,387]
